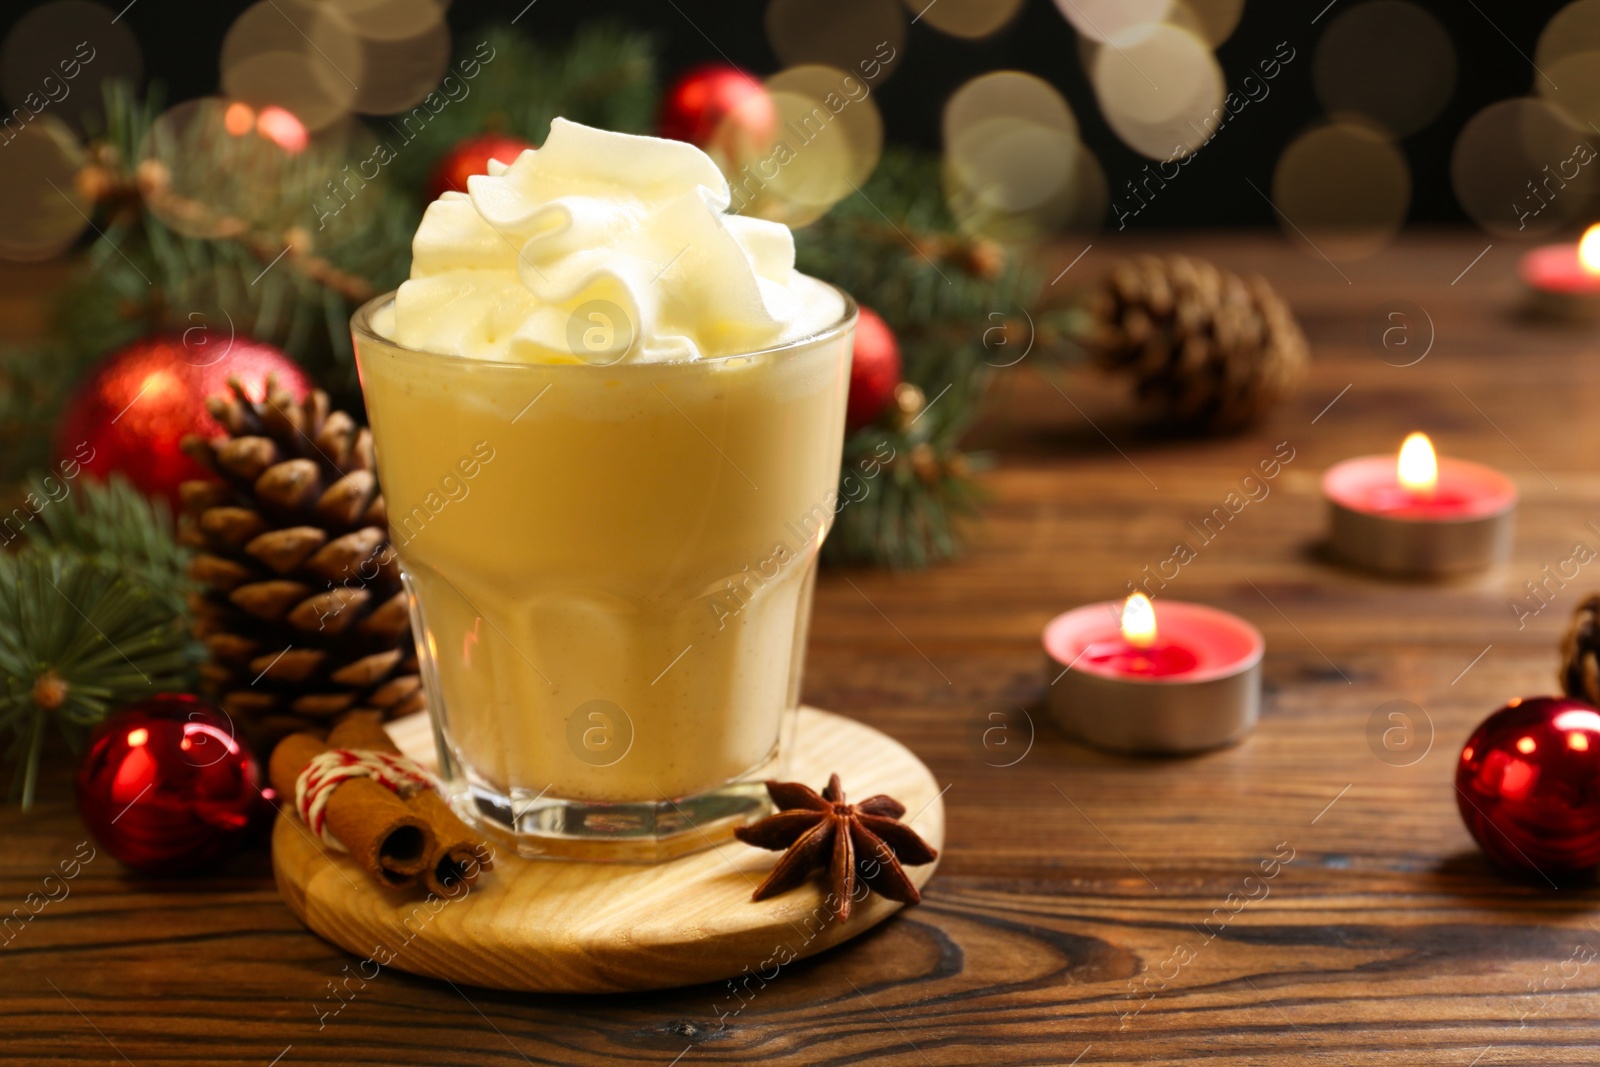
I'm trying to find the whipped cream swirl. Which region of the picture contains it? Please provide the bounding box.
[391,118,843,364]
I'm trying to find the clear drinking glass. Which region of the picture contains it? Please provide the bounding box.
[351,291,856,860]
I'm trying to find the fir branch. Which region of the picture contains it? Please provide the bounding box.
[0,477,196,807]
[0,549,195,808]
[23,474,192,617]
[77,81,417,400]
[800,150,1058,568]
[0,341,99,482]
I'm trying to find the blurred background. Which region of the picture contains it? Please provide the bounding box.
[0,0,1588,234]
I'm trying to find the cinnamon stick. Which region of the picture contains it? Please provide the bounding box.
[268,731,434,889]
[328,712,494,896]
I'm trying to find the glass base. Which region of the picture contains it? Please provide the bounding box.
[447,765,778,864]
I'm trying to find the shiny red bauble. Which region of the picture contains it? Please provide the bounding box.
[1457,696,1600,877]
[658,63,776,151]
[54,334,310,507]
[845,306,903,432]
[425,132,536,203]
[76,694,266,874]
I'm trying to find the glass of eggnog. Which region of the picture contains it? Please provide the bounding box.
[352,120,855,860]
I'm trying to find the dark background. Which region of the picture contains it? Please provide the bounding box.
[0,0,1574,228]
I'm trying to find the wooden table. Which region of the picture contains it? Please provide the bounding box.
[6,233,1600,1065]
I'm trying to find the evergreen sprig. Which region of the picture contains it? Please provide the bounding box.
[24,473,191,615]
[803,150,1073,567]
[1,476,196,808]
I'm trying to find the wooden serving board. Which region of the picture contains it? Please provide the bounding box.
[272,706,944,994]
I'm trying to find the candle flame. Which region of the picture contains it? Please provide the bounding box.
[1582,224,1600,276]
[1121,593,1157,649]
[1397,432,1437,494]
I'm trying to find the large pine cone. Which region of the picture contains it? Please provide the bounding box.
[1561,595,1600,705]
[179,379,424,747]
[1090,254,1309,432]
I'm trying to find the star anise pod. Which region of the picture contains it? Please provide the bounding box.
[734,773,938,922]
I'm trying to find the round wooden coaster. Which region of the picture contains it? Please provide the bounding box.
[272,706,944,994]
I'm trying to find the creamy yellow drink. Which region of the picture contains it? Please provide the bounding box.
[352,120,853,857]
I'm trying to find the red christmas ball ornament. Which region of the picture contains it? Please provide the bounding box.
[846,306,903,432]
[425,132,537,203]
[55,333,311,507]
[76,694,266,875]
[1457,696,1600,877]
[659,62,777,153]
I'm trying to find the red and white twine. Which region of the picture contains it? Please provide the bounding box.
[294,748,437,852]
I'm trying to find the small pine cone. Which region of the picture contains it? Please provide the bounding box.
[179,378,424,751]
[1089,254,1309,433]
[1561,596,1600,705]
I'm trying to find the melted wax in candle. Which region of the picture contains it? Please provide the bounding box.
[1082,640,1199,678]
[1362,484,1477,515]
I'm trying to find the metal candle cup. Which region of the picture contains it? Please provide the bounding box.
[1044,600,1264,755]
[1322,445,1517,577]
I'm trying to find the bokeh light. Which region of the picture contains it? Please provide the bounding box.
[728,64,884,226]
[1312,0,1456,137]
[255,106,309,154]
[1160,1,1212,43]
[945,117,1077,240]
[1534,1,1600,129]
[1451,97,1597,238]
[221,0,361,131]
[773,65,885,180]
[1055,0,1173,43]
[0,0,143,128]
[943,71,1078,147]
[902,0,1024,39]
[766,0,905,82]
[1536,0,1600,68]
[942,70,1103,239]
[140,97,307,238]
[1177,0,1245,47]
[319,0,447,41]
[1273,119,1411,261]
[311,0,451,116]
[949,118,1076,213]
[223,101,256,137]
[0,118,88,262]
[1540,52,1600,131]
[1091,23,1224,161]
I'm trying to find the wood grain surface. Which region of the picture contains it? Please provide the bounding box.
[7,233,1600,1065]
[274,707,943,994]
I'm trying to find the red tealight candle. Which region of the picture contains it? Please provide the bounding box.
[1044,595,1263,754]
[1324,432,1517,577]
[1077,592,1199,678]
[1521,224,1600,318]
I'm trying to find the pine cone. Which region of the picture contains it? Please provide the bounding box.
[1561,595,1600,705]
[179,379,424,748]
[1090,255,1309,432]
